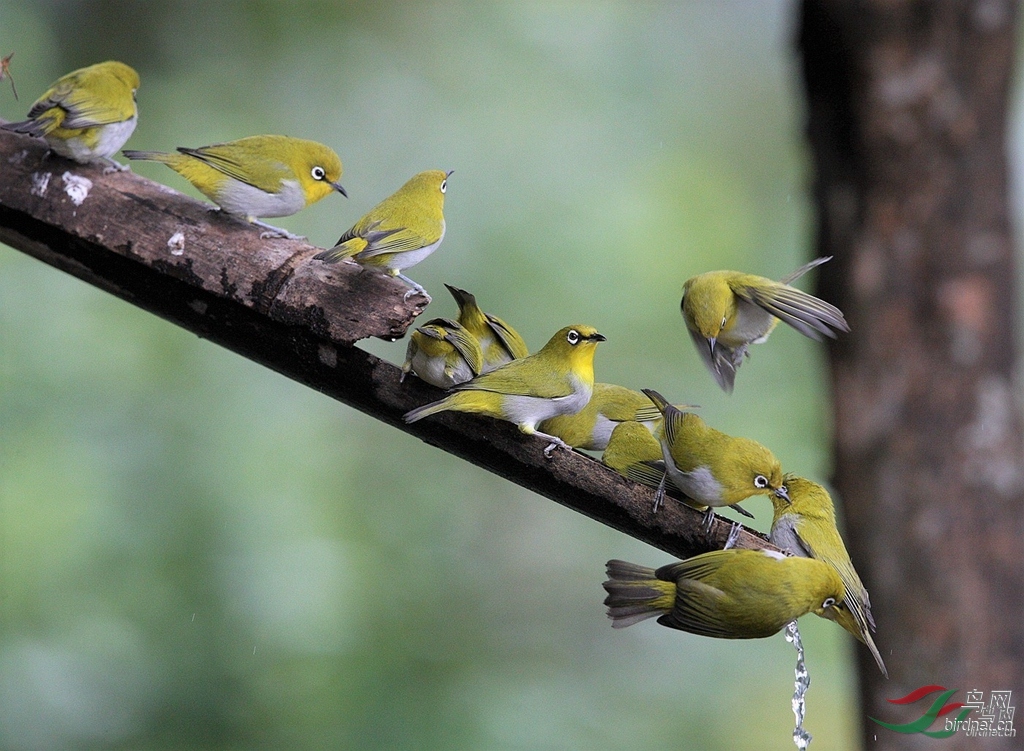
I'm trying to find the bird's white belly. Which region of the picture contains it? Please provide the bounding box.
[383,221,445,272]
[502,377,592,429]
[410,351,474,389]
[769,515,808,557]
[662,450,723,505]
[216,177,305,219]
[50,115,138,161]
[590,414,618,450]
[724,299,775,345]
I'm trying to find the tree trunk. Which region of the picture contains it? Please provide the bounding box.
[800,1,1024,748]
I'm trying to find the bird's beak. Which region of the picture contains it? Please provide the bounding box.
[588,332,607,342]
[707,336,717,358]
[445,169,455,178]
[774,485,791,503]
[332,182,348,198]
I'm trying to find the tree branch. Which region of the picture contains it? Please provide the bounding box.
[0,128,774,559]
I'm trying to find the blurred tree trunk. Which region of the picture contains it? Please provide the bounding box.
[799,1,1024,748]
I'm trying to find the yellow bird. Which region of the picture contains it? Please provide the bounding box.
[603,550,846,639]
[601,418,754,520]
[602,419,664,475]
[404,325,605,456]
[639,389,788,517]
[681,257,849,392]
[3,60,139,172]
[401,317,484,389]
[444,284,529,371]
[540,383,661,452]
[123,135,346,240]
[315,170,451,299]
[770,475,887,676]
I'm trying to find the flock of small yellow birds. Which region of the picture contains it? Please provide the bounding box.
[2,60,885,678]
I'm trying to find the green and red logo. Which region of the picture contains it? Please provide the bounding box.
[870,685,974,738]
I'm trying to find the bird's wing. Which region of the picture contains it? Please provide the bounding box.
[652,559,734,638]
[624,460,667,489]
[29,74,133,128]
[438,321,485,375]
[734,283,849,342]
[486,314,530,360]
[176,144,289,193]
[451,359,574,399]
[350,225,435,259]
[656,585,735,637]
[778,256,831,285]
[659,402,684,446]
[795,523,875,632]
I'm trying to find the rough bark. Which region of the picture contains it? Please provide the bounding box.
[800,1,1024,748]
[0,128,774,563]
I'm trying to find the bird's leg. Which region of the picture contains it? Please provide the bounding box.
[722,522,742,550]
[396,273,431,302]
[701,508,717,535]
[521,426,571,458]
[652,473,667,514]
[100,156,130,173]
[250,218,305,241]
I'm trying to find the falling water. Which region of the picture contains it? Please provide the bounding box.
[784,620,812,749]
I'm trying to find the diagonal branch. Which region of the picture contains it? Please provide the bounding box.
[0,128,775,560]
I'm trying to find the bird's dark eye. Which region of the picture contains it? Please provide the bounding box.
[754,475,769,489]
[566,330,581,345]
[720,316,727,328]
[822,597,836,609]
[440,179,447,193]
[311,166,326,181]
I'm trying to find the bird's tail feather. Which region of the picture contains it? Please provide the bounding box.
[314,238,362,264]
[122,149,174,164]
[403,396,453,424]
[603,559,675,629]
[2,114,56,138]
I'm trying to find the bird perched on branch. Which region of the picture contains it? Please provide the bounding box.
[124,135,346,240]
[681,257,848,392]
[401,317,484,389]
[603,550,846,639]
[443,284,528,371]
[402,284,527,389]
[601,417,755,520]
[3,60,139,172]
[636,389,788,518]
[541,383,663,452]
[769,475,887,677]
[315,170,451,300]
[404,325,605,456]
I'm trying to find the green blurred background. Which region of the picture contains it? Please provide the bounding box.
[0,1,946,748]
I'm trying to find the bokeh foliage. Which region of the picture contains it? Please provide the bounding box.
[1,2,864,749]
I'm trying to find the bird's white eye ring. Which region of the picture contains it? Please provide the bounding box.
[566,330,581,345]
[440,179,447,193]
[311,166,326,181]
[720,315,727,328]
[822,597,836,609]
[754,475,769,489]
